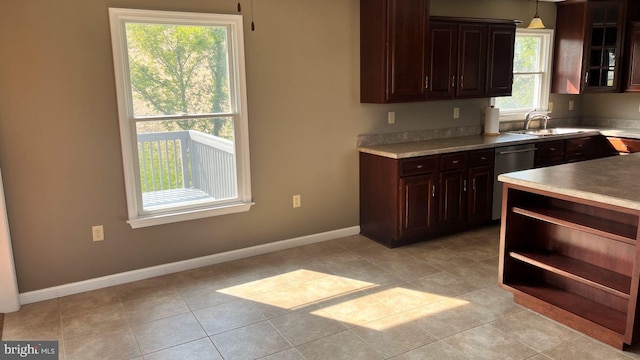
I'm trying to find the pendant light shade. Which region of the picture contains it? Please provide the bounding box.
[527,0,545,29]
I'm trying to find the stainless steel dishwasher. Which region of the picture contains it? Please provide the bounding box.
[492,143,537,219]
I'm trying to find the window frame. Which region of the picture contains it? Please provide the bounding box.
[109,8,253,229]
[494,28,554,121]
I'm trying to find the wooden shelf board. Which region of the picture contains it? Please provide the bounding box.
[510,251,631,299]
[512,206,637,244]
[510,283,627,335]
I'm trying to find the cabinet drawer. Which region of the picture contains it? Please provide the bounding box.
[400,156,439,176]
[534,155,565,168]
[469,149,494,167]
[440,152,468,170]
[536,140,565,157]
[565,137,591,153]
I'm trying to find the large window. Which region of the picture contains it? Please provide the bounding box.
[109,8,252,228]
[495,29,554,120]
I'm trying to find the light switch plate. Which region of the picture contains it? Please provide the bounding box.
[453,107,460,119]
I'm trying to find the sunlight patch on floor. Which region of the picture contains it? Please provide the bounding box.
[217,269,469,329]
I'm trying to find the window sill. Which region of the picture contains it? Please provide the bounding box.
[127,201,255,229]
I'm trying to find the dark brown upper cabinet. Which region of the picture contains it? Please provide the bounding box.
[360,4,517,103]
[428,17,516,100]
[360,0,430,103]
[552,0,631,94]
[625,22,640,91]
[428,19,487,99]
[486,24,517,97]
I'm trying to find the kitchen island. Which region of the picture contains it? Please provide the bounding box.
[498,153,640,349]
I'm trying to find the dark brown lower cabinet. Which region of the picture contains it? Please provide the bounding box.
[439,168,466,230]
[607,137,640,154]
[400,174,439,238]
[535,135,618,167]
[360,149,494,248]
[534,140,565,168]
[467,165,493,223]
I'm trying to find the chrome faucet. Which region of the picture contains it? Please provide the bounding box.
[524,109,551,130]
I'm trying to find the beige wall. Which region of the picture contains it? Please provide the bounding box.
[582,93,640,120]
[0,0,567,292]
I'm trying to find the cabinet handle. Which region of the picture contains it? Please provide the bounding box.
[463,179,467,192]
[452,160,459,164]
[416,165,424,169]
[451,75,456,88]
[432,185,436,198]
[585,71,589,84]
[425,76,429,89]
[460,75,464,90]
[550,148,555,151]
[472,178,476,191]
[480,156,487,160]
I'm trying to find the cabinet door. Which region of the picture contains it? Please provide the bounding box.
[439,169,466,229]
[626,23,640,91]
[428,22,457,99]
[360,0,430,103]
[400,174,438,238]
[552,2,588,94]
[457,24,487,98]
[467,166,493,224]
[584,1,625,92]
[386,0,430,102]
[486,24,516,97]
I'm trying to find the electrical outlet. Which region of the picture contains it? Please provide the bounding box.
[548,102,554,113]
[569,100,575,111]
[453,107,460,119]
[293,195,301,208]
[92,225,104,242]
[388,111,395,124]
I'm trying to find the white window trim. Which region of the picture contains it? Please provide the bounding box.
[109,8,253,229]
[495,28,554,121]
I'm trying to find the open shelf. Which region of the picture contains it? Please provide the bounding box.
[512,206,637,244]
[509,251,631,299]
[510,283,627,335]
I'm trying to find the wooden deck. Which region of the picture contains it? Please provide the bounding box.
[142,188,213,210]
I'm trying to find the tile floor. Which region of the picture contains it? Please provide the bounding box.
[3,225,640,360]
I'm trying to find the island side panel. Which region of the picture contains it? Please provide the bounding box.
[629,222,640,345]
[359,152,400,246]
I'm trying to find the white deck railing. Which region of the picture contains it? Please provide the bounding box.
[137,130,236,208]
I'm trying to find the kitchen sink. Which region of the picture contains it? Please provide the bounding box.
[508,128,588,137]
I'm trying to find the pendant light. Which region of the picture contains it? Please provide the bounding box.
[527,0,545,29]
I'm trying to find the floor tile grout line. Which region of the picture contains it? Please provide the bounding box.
[12,225,633,359]
[345,327,388,359]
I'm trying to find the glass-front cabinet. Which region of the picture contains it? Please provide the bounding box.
[586,1,624,89]
[552,0,626,94]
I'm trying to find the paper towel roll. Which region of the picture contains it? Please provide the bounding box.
[484,106,500,136]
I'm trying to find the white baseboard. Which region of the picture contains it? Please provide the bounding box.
[18,226,361,306]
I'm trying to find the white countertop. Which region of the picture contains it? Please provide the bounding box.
[498,153,640,211]
[358,127,640,159]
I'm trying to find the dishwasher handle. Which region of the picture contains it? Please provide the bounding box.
[498,148,537,155]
